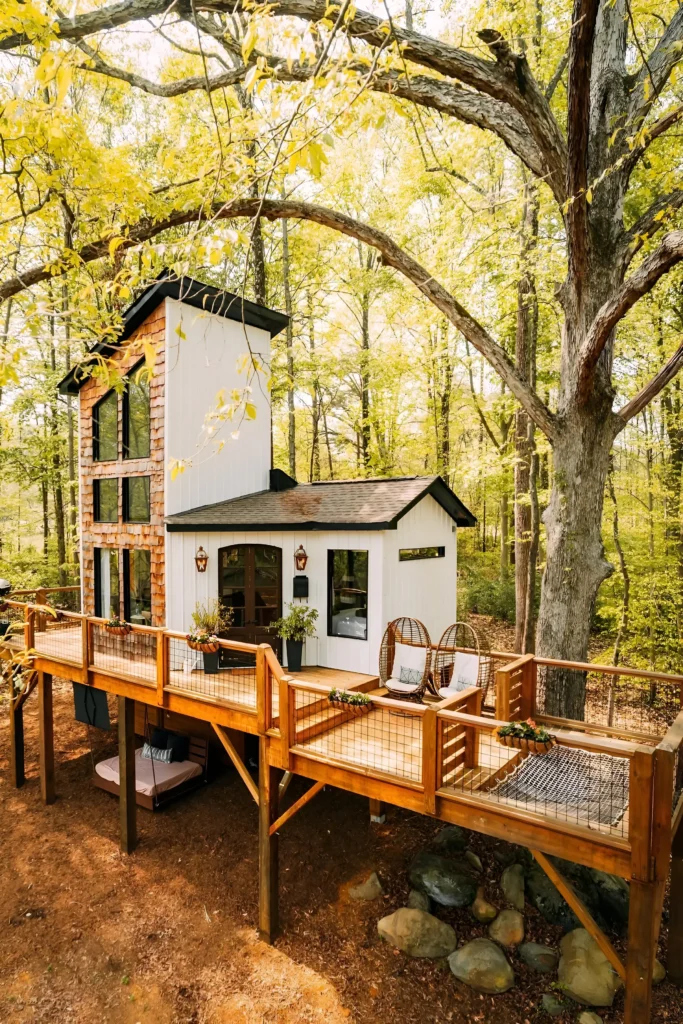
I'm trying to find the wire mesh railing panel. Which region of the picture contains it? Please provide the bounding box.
[166,636,257,708]
[91,624,157,684]
[0,603,27,648]
[536,664,682,737]
[440,720,631,837]
[34,616,83,665]
[292,687,423,783]
[47,589,81,613]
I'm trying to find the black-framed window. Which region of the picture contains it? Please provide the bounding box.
[93,478,118,523]
[123,364,150,459]
[93,390,118,462]
[399,546,445,562]
[123,548,152,624]
[328,549,368,640]
[94,548,120,619]
[123,476,150,523]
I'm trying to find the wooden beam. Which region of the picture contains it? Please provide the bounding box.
[258,736,283,943]
[9,693,25,788]
[531,850,625,981]
[118,696,137,854]
[669,812,683,985]
[38,671,55,805]
[279,771,293,802]
[212,724,259,804]
[624,880,658,1023]
[269,780,325,836]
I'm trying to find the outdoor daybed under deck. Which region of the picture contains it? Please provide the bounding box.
[3,594,683,1024]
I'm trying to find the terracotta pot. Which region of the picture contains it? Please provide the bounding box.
[496,731,556,755]
[105,624,131,638]
[329,697,371,716]
[187,639,220,654]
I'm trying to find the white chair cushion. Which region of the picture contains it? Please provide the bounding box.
[394,640,426,677]
[389,678,421,693]
[448,652,479,691]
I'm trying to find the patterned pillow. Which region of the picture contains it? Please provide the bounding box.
[141,742,172,763]
[399,665,422,685]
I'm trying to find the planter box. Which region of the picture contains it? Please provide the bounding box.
[496,731,556,755]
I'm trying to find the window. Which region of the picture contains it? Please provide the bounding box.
[93,478,118,523]
[94,548,120,619]
[93,391,118,461]
[123,549,152,624]
[399,546,445,562]
[123,366,150,459]
[123,476,150,523]
[328,549,368,640]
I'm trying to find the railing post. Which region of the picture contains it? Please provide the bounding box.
[495,666,511,721]
[422,706,438,815]
[35,588,47,633]
[156,631,168,706]
[464,689,483,768]
[81,615,89,672]
[256,645,268,733]
[625,747,657,1023]
[522,658,537,720]
[279,676,293,770]
[25,606,35,651]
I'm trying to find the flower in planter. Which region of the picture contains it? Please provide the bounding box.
[328,688,371,707]
[190,599,232,636]
[106,617,130,632]
[186,628,219,646]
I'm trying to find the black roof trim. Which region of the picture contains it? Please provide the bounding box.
[58,274,289,395]
[396,476,477,529]
[166,519,395,533]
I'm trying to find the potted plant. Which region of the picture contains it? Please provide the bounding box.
[272,603,319,673]
[105,617,131,638]
[328,688,372,716]
[187,600,233,673]
[494,718,557,755]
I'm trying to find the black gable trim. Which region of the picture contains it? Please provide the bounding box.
[58,274,288,395]
[166,520,394,532]
[387,476,477,528]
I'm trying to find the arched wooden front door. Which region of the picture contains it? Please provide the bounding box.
[218,544,282,657]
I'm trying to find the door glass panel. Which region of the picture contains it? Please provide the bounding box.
[220,547,246,627]
[96,548,119,619]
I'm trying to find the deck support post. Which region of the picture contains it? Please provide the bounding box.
[38,671,55,804]
[118,696,137,855]
[9,693,25,788]
[669,817,683,985]
[258,735,283,943]
[369,798,386,823]
[624,880,658,1023]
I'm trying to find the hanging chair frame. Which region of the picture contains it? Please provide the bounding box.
[432,621,493,701]
[379,617,432,702]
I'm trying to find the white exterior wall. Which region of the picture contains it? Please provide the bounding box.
[165,528,384,674]
[164,298,272,516]
[381,497,458,644]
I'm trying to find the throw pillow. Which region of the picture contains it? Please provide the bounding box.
[141,742,172,763]
[399,665,422,685]
[167,733,190,763]
[151,727,169,749]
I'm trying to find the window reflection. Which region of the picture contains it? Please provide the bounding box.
[328,549,368,640]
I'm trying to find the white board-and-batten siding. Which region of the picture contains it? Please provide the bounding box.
[164,298,272,516]
[166,495,457,674]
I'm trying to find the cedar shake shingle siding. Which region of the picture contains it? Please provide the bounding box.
[79,304,166,625]
[165,476,476,531]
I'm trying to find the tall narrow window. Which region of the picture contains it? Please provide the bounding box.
[94,548,120,619]
[328,549,368,640]
[93,391,118,461]
[123,549,152,624]
[93,478,118,523]
[123,366,150,459]
[123,476,150,523]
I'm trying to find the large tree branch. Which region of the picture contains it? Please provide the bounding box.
[617,338,683,425]
[629,4,683,128]
[1,0,568,203]
[577,230,683,399]
[0,196,558,439]
[565,0,601,285]
[622,101,683,181]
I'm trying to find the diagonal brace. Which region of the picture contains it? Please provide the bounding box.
[212,724,259,805]
[269,780,325,836]
[532,849,626,981]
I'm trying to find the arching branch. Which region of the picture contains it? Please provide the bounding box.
[0,197,558,440]
[629,4,683,128]
[577,230,683,400]
[617,338,683,425]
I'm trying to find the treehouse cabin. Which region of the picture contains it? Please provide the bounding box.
[57,274,475,670]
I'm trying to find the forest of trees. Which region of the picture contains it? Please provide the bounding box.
[2,0,683,695]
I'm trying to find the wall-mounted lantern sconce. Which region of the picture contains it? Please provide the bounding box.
[294,545,308,571]
[195,546,209,573]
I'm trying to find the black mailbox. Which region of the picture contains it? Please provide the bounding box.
[292,575,309,599]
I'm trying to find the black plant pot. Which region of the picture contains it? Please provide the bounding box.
[286,639,303,673]
[203,651,220,674]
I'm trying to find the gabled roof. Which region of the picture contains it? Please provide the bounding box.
[58,273,289,395]
[165,474,477,532]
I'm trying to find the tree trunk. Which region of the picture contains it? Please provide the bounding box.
[360,290,371,472]
[523,425,540,652]
[281,216,296,477]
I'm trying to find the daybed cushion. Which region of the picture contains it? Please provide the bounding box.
[95,747,202,798]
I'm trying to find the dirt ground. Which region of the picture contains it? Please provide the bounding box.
[0,664,679,1023]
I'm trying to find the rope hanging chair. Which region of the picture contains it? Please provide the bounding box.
[433,621,493,701]
[379,617,432,702]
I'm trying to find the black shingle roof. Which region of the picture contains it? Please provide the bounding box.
[58,273,288,395]
[165,475,476,531]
